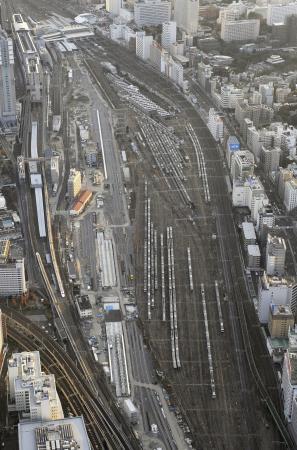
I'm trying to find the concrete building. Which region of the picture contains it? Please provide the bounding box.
[247,244,261,269]
[134,0,171,27]
[267,2,297,26]
[256,204,275,241]
[162,21,176,49]
[67,168,81,199]
[282,326,297,421]
[106,0,122,16]
[149,41,167,72]
[284,178,297,212]
[259,82,274,107]
[218,1,247,23]
[266,234,286,276]
[0,28,17,131]
[226,135,240,167]
[220,18,260,42]
[207,108,224,142]
[242,222,256,248]
[230,150,254,180]
[168,58,184,86]
[258,273,297,323]
[0,258,26,296]
[216,84,244,110]
[169,40,185,56]
[197,62,212,90]
[75,295,93,319]
[260,145,281,175]
[8,351,64,421]
[268,304,294,339]
[18,417,91,450]
[235,100,274,134]
[232,176,269,222]
[136,31,153,60]
[174,0,199,35]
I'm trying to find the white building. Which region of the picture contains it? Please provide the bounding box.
[256,205,275,238]
[230,150,254,180]
[267,2,297,26]
[168,58,184,86]
[242,221,256,248]
[218,84,244,110]
[221,18,260,42]
[218,1,247,23]
[18,417,91,450]
[106,0,122,16]
[232,176,269,221]
[0,258,26,296]
[8,351,64,421]
[207,108,224,142]
[247,244,261,269]
[266,234,286,276]
[136,31,153,60]
[259,83,274,107]
[174,0,199,35]
[162,21,176,49]
[284,178,297,212]
[75,295,93,319]
[149,41,167,72]
[258,273,297,323]
[134,0,171,27]
[282,327,297,421]
[261,146,281,175]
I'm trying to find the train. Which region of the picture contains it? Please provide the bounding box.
[36,251,65,298]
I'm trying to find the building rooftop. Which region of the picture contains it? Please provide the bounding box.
[247,244,260,257]
[242,222,256,240]
[270,304,293,317]
[18,416,91,450]
[76,295,92,311]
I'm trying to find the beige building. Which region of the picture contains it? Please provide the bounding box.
[67,168,81,199]
[268,304,294,338]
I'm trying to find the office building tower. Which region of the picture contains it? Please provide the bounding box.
[261,146,281,175]
[242,222,256,249]
[8,351,64,421]
[174,0,199,35]
[0,258,26,296]
[258,273,297,323]
[134,0,171,27]
[18,417,91,450]
[106,0,122,16]
[0,28,17,131]
[268,304,294,338]
[207,108,224,142]
[267,2,297,26]
[220,18,260,42]
[282,326,297,421]
[256,205,275,242]
[230,150,254,180]
[67,169,81,199]
[162,21,176,49]
[284,178,297,211]
[266,234,286,276]
[136,31,153,60]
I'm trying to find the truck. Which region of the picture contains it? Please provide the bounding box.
[123,399,138,425]
[52,183,58,196]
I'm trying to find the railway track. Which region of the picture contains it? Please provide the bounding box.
[3,307,138,450]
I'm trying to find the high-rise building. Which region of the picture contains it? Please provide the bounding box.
[8,351,64,421]
[207,108,224,142]
[260,146,281,175]
[286,14,297,44]
[266,234,286,276]
[161,21,176,49]
[268,304,294,338]
[258,273,297,323]
[267,2,297,26]
[230,150,254,180]
[136,31,153,60]
[232,176,269,222]
[284,178,297,211]
[220,18,260,42]
[242,222,257,249]
[256,204,275,242]
[68,169,81,199]
[282,326,297,421]
[0,258,26,297]
[134,0,171,27]
[174,0,199,35]
[18,417,91,450]
[0,28,17,131]
[106,0,122,16]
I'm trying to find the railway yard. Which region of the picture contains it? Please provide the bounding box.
[0,0,294,449]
